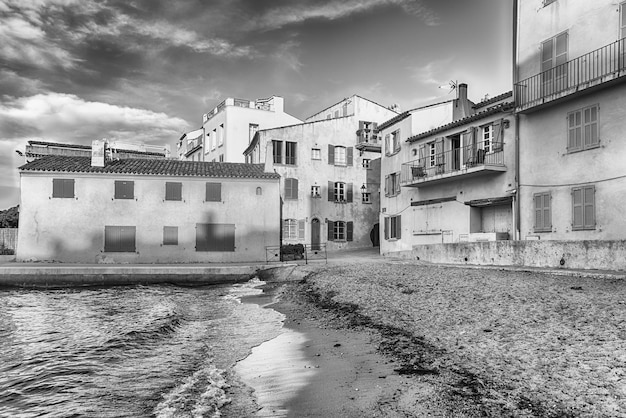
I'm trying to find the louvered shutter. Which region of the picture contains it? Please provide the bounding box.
[115,181,134,199]
[384,134,390,155]
[346,221,354,241]
[583,186,595,228]
[327,221,334,241]
[544,193,552,229]
[165,182,182,201]
[384,175,390,197]
[328,144,335,165]
[347,147,353,166]
[435,138,444,166]
[572,187,583,228]
[584,106,599,147]
[284,179,292,199]
[206,182,221,202]
[346,183,353,202]
[534,194,543,230]
[418,145,426,167]
[396,216,402,239]
[293,179,299,199]
[298,220,305,240]
[359,121,364,130]
[328,181,334,201]
[493,120,504,152]
[394,174,400,194]
[384,217,389,240]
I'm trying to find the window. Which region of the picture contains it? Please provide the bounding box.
[567,105,599,152]
[165,182,182,201]
[104,226,136,252]
[272,140,282,164]
[327,220,353,241]
[219,154,224,162]
[114,181,134,199]
[384,215,401,240]
[311,148,321,160]
[342,102,348,116]
[205,182,221,202]
[284,178,298,199]
[283,219,297,239]
[572,186,595,230]
[163,226,178,245]
[429,142,436,167]
[362,159,371,169]
[482,125,493,153]
[334,146,346,165]
[52,179,74,198]
[219,124,225,146]
[362,192,371,204]
[542,32,568,93]
[328,182,353,202]
[392,129,401,153]
[327,145,353,166]
[534,192,552,232]
[334,110,339,118]
[211,129,217,150]
[196,223,235,251]
[385,173,401,197]
[256,187,262,195]
[285,141,297,165]
[311,185,321,198]
[248,123,257,144]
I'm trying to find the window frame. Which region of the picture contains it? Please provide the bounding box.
[362,192,371,204]
[284,178,299,200]
[165,182,182,201]
[334,182,346,202]
[285,141,297,165]
[104,226,136,252]
[52,178,75,198]
[384,215,401,240]
[114,180,134,200]
[572,185,596,231]
[567,104,599,152]
[333,220,346,241]
[362,158,371,169]
[334,146,347,166]
[311,148,321,160]
[205,182,222,202]
[385,173,401,197]
[283,219,298,239]
[311,185,321,198]
[272,140,282,164]
[163,226,179,245]
[533,192,552,232]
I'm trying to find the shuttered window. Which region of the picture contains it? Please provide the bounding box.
[196,223,235,251]
[285,142,297,165]
[328,221,354,241]
[104,226,136,252]
[165,182,182,201]
[273,140,282,164]
[385,173,400,197]
[114,181,134,199]
[283,219,298,239]
[572,186,595,230]
[52,179,75,198]
[384,216,401,240]
[205,182,222,202]
[163,226,178,245]
[568,105,599,152]
[534,192,552,232]
[284,178,298,199]
[334,146,346,165]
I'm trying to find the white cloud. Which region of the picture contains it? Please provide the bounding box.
[409,57,456,86]
[250,0,439,31]
[0,93,189,145]
[274,40,303,72]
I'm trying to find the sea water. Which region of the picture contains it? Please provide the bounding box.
[0,278,284,417]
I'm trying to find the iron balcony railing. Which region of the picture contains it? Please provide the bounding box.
[516,38,626,110]
[356,132,380,148]
[400,140,504,185]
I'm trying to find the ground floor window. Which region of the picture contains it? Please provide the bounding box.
[572,185,595,230]
[104,226,136,252]
[196,223,235,251]
[534,192,552,232]
[283,219,297,239]
[384,215,401,240]
[163,226,178,245]
[327,220,353,241]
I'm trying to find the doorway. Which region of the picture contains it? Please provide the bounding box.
[311,218,321,250]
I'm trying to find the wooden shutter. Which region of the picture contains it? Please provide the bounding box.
[543,193,552,229]
[206,182,221,202]
[346,183,353,202]
[568,110,582,150]
[53,179,74,198]
[327,221,334,241]
[534,194,543,230]
[328,144,335,165]
[346,221,353,241]
[347,147,353,166]
[583,186,595,228]
[359,121,365,130]
[418,144,426,167]
[572,187,584,229]
[396,216,402,239]
[105,226,136,252]
[298,220,305,239]
[584,106,599,147]
[384,217,389,240]
[115,181,134,199]
[165,182,182,201]
[435,138,444,166]
[273,140,282,164]
[292,179,298,199]
[493,120,504,152]
[52,179,63,198]
[384,175,390,197]
[394,174,400,194]
[328,181,334,201]
[384,134,390,155]
[163,226,178,245]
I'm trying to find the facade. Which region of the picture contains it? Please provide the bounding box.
[244,95,398,250]
[177,96,302,163]
[515,0,626,240]
[17,148,280,263]
[25,140,171,162]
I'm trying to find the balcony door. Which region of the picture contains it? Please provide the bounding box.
[541,32,568,96]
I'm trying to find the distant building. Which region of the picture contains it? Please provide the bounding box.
[25,140,171,162]
[515,0,626,240]
[17,141,280,263]
[244,95,398,250]
[177,96,302,163]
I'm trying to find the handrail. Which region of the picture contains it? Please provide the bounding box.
[516,38,626,109]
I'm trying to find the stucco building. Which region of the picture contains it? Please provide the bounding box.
[177,96,302,163]
[244,95,398,250]
[17,145,280,263]
[515,0,626,241]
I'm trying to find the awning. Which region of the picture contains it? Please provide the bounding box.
[464,196,513,207]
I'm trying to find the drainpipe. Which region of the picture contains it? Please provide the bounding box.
[513,0,521,241]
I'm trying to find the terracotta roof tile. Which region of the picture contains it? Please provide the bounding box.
[472,91,513,109]
[19,156,280,179]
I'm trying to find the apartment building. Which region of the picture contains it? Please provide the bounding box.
[244,95,398,250]
[515,0,626,240]
[177,96,302,163]
[17,142,280,263]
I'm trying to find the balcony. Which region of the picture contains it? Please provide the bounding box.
[516,38,626,112]
[355,130,381,152]
[401,141,506,187]
[203,97,276,122]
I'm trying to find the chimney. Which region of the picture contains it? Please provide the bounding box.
[454,83,472,120]
[91,139,106,167]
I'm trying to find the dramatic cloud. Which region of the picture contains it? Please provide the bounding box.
[249,0,440,31]
[0,93,189,146]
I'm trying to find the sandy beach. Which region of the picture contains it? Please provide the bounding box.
[229,253,626,417]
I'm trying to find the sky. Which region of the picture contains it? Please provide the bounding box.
[0,0,513,210]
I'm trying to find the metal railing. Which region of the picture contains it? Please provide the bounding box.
[356,133,380,148]
[265,244,327,264]
[401,141,504,185]
[516,38,626,110]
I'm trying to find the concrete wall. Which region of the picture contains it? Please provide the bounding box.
[517,0,621,81]
[390,240,626,271]
[17,172,280,263]
[518,83,626,240]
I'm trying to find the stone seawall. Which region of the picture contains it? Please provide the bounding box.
[389,240,626,271]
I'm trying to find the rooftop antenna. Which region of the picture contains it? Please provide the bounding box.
[438,80,457,94]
